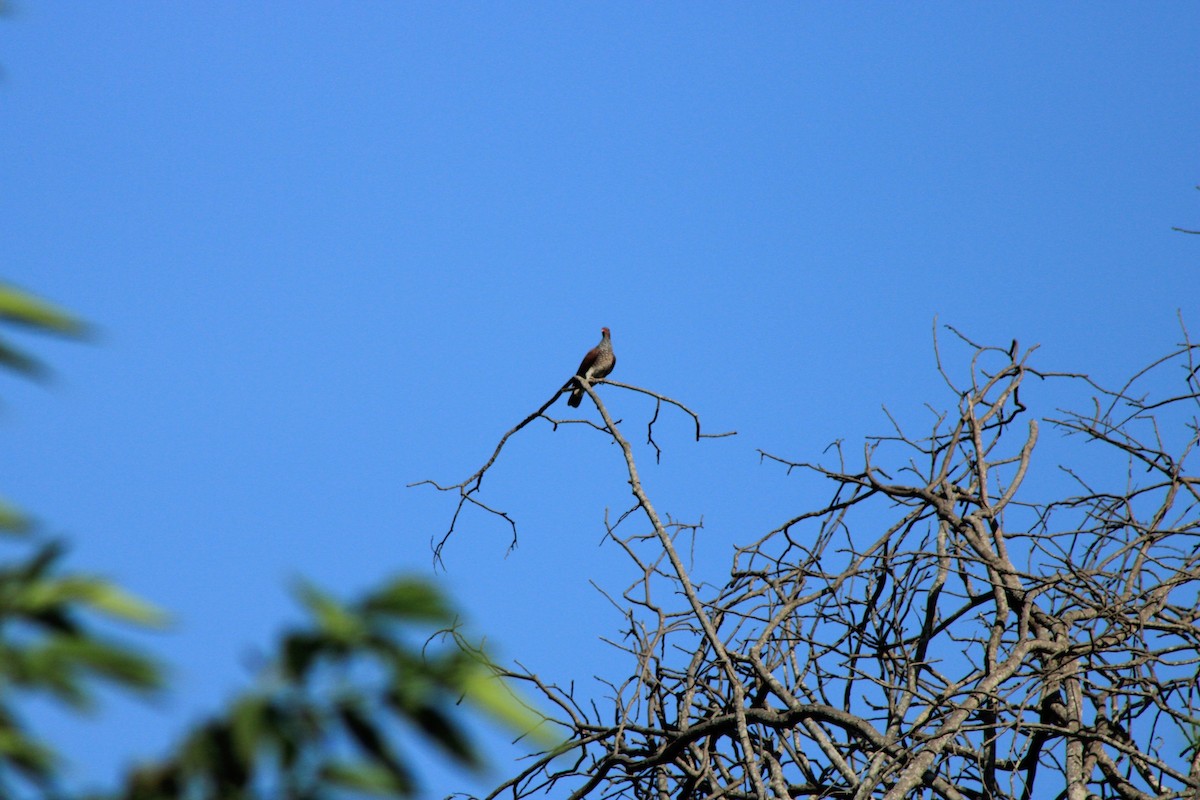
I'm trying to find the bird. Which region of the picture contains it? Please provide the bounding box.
[567,327,616,408]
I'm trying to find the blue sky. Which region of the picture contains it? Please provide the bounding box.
[1,4,1197,796]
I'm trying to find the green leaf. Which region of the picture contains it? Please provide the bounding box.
[13,541,64,581]
[37,636,163,698]
[0,726,57,781]
[0,642,89,706]
[361,578,453,623]
[337,699,408,780]
[61,577,170,627]
[0,336,45,379]
[0,286,88,382]
[179,720,249,790]
[407,703,481,767]
[0,496,30,534]
[320,760,414,796]
[121,760,183,800]
[228,695,267,767]
[295,582,364,643]
[281,632,325,680]
[0,284,88,336]
[458,659,561,748]
[17,575,168,628]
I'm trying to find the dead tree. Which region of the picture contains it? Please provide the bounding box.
[427,325,1200,800]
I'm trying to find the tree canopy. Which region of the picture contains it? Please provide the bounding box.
[430,324,1200,800]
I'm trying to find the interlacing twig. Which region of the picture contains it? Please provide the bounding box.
[429,324,1200,800]
[411,376,734,565]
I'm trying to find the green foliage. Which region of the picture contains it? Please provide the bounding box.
[0,540,165,791]
[0,283,91,535]
[111,576,551,800]
[0,282,89,381]
[0,543,164,703]
[0,283,551,798]
[0,496,30,536]
[0,287,164,797]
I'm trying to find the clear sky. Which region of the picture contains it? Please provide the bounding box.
[1,4,1197,797]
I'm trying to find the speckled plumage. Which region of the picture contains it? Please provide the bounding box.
[567,327,616,408]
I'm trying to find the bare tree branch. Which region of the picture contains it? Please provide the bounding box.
[430,328,1200,800]
[412,376,734,566]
